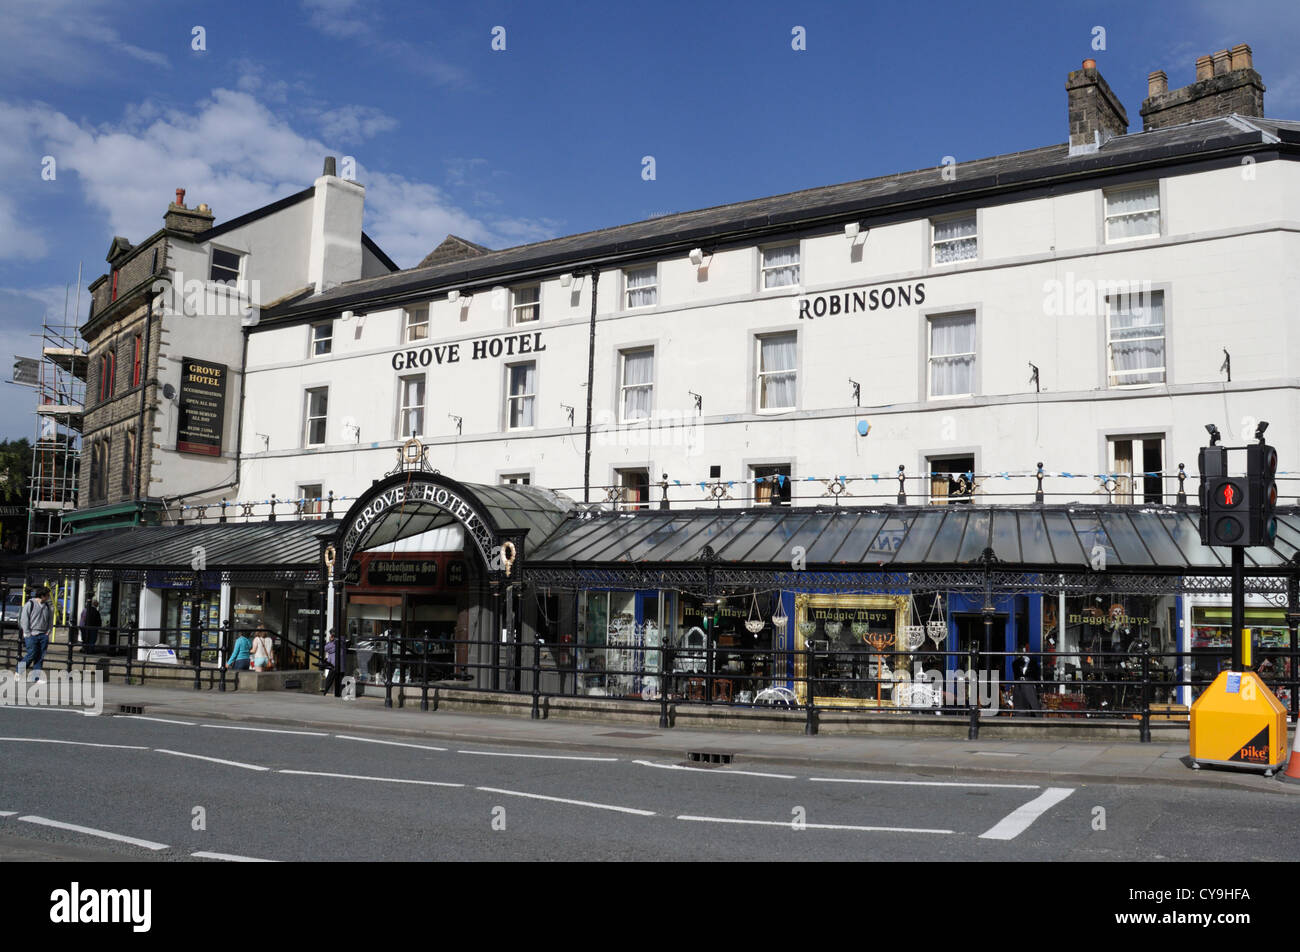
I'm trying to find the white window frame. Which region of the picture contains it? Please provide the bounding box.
[310,322,333,358]
[755,332,797,412]
[624,266,658,309]
[1107,435,1165,504]
[500,473,532,486]
[930,212,978,265]
[303,387,328,447]
[760,244,801,291]
[398,374,426,439]
[298,483,324,516]
[209,246,243,285]
[618,348,654,423]
[927,312,977,399]
[511,285,540,325]
[403,305,429,343]
[1104,183,1161,243]
[614,467,651,510]
[750,463,792,505]
[1105,290,1166,388]
[506,361,537,431]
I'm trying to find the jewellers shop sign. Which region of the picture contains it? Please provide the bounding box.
[177,358,228,456]
[797,281,926,320]
[391,331,545,370]
[342,482,495,568]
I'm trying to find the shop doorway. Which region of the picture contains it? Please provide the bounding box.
[954,613,1007,672]
[344,591,465,686]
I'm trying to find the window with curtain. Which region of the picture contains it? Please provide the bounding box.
[508,362,536,428]
[931,213,977,264]
[752,464,792,504]
[625,267,657,308]
[512,286,540,324]
[399,375,425,437]
[404,307,429,342]
[619,349,653,421]
[1105,184,1160,241]
[1108,436,1164,504]
[761,245,800,289]
[304,388,328,445]
[1107,291,1165,386]
[757,333,797,410]
[928,313,976,397]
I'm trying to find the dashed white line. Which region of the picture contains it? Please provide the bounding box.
[633,759,796,779]
[0,811,17,817]
[279,769,462,788]
[676,815,954,834]
[192,850,275,862]
[973,751,1020,757]
[979,787,1075,840]
[155,749,269,772]
[19,815,168,851]
[335,734,448,752]
[0,737,149,750]
[458,749,618,762]
[200,724,329,736]
[476,786,655,816]
[117,715,196,726]
[809,777,1039,789]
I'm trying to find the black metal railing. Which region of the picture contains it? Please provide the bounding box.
[332,631,1299,741]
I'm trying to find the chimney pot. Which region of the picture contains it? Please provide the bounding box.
[1230,43,1252,71]
[1147,70,1168,97]
[1213,49,1231,76]
[1082,58,1096,70]
[175,188,186,208]
[1196,55,1214,81]
[323,156,337,177]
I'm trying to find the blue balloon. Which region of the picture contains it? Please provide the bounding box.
[856,420,870,436]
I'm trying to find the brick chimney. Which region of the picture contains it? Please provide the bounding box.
[1140,43,1265,130]
[164,187,215,235]
[1066,58,1129,155]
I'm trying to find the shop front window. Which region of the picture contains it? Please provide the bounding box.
[1191,605,1292,707]
[575,591,665,699]
[1059,593,1178,710]
[793,594,908,706]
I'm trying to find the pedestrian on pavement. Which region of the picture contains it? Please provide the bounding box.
[79,597,102,651]
[228,629,253,671]
[322,628,342,695]
[18,587,53,682]
[1012,642,1042,716]
[251,628,276,671]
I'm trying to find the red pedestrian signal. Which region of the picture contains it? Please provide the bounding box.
[1218,483,1240,507]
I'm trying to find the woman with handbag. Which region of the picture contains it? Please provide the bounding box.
[251,629,276,671]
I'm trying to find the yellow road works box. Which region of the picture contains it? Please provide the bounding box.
[1190,670,1289,775]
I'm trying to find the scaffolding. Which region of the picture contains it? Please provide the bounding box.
[18,269,86,552]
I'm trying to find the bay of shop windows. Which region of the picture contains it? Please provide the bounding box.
[390,332,545,370]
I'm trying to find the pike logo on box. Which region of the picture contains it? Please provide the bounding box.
[49,883,151,933]
[1229,726,1270,764]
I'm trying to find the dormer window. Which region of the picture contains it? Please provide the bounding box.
[210,248,242,285]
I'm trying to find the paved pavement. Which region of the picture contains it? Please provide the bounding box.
[61,681,1300,796]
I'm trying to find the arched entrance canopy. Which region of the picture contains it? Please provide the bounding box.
[335,470,574,573]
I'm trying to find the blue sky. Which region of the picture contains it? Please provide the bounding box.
[0,0,1296,439]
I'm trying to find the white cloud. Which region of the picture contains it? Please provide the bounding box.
[0,0,170,83]
[298,0,465,86]
[318,104,399,142]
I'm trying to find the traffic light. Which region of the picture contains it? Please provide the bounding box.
[1198,445,1245,546]
[1246,441,1278,546]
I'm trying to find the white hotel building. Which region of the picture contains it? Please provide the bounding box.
[30,46,1299,714]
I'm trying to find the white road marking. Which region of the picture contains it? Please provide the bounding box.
[477,786,655,816]
[973,751,1020,757]
[200,724,329,737]
[677,815,954,834]
[279,769,462,788]
[0,705,84,715]
[0,811,17,817]
[19,815,168,851]
[633,759,796,779]
[0,737,148,750]
[117,715,196,726]
[192,850,276,862]
[458,749,618,762]
[979,787,1076,840]
[155,749,269,772]
[809,777,1039,789]
[335,734,448,752]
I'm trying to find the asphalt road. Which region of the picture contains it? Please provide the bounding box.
[0,706,1296,862]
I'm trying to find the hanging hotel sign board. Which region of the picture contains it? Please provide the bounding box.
[341,481,495,570]
[176,357,228,456]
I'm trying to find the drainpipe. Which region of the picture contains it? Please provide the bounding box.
[582,268,600,503]
[134,287,154,504]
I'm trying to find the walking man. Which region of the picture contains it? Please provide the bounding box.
[79,597,102,651]
[19,588,53,682]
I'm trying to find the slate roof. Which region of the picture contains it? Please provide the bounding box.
[25,522,336,570]
[263,114,1299,323]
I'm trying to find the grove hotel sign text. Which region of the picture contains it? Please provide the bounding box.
[341,481,495,569]
[391,331,545,370]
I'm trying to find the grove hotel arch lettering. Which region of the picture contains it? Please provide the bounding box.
[339,478,498,569]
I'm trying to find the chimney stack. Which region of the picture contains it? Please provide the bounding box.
[1141,43,1265,130]
[1066,58,1129,155]
[323,155,337,177]
[164,187,214,235]
[308,158,364,292]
